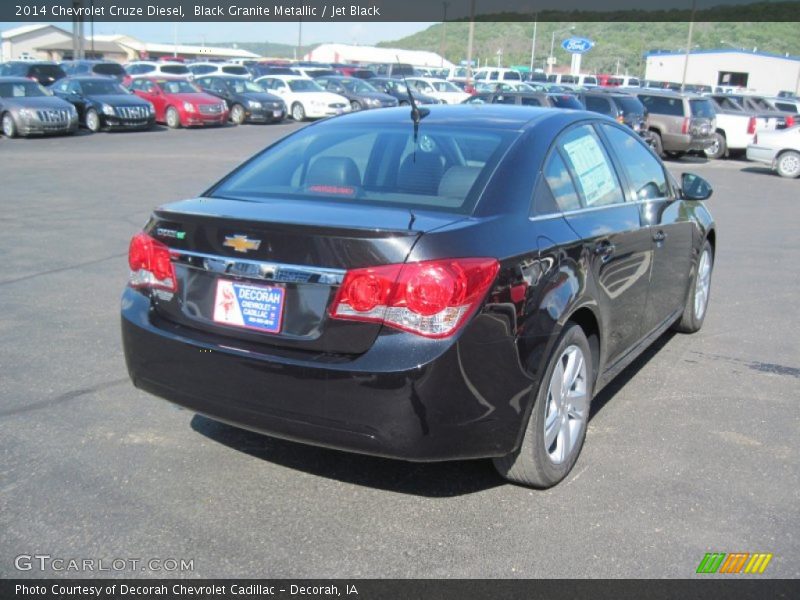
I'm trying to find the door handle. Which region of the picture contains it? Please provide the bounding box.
[653,229,667,243]
[594,241,616,262]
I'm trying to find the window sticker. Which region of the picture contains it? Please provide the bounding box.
[562,134,617,206]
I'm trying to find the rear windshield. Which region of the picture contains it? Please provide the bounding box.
[160,65,191,75]
[549,94,583,109]
[93,63,125,77]
[690,99,715,118]
[222,65,250,76]
[29,65,66,81]
[616,96,645,114]
[210,124,517,214]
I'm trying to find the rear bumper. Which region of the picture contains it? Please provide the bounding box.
[121,288,533,461]
[746,145,777,166]
[662,132,714,152]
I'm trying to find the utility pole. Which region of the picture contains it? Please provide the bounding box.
[529,15,537,74]
[297,20,303,61]
[439,2,449,68]
[680,0,697,92]
[466,0,475,86]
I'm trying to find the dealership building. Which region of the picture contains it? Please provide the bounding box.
[645,48,800,95]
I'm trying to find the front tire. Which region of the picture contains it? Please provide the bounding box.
[705,132,727,160]
[85,109,101,133]
[350,100,362,112]
[166,106,181,129]
[494,323,592,488]
[673,240,713,333]
[291,102,306,121]
[230,104,246,125]
[2,113,18,138]
[776,150,800,178]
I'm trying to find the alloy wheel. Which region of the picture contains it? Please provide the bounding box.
[694,248,712,320]
[777,152,800,178]
[86,110,100,132]
[543,345,589,465]
[2,114,15,137]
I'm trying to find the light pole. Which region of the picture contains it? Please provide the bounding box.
[529,15,537,74]
[548,25,575,75]
[466,0,476,87]
[680,0,697,92]
[439,2,449,68]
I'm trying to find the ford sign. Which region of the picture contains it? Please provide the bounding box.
[561,37,595,54]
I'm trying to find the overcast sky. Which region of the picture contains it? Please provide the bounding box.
[0,21,436,46]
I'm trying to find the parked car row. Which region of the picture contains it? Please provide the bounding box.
[3,66,798,179]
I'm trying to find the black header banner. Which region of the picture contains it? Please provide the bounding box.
[2,579,799,600]
[3,0,800,22]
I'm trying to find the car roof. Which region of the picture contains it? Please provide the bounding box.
[407,77,449,83]
[637,89,706,99]
[322,104,592,130]
[66,76,122,82]
[0,76,38,83]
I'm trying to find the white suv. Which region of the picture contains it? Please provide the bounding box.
[187,62,251,79]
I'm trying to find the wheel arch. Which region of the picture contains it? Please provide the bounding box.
[565,306,602,390]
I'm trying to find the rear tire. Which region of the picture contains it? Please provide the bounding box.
[776,150,800,178]
[650,131,664,157]
[705,132,727,159]
[493,323,592,488]
[2,113,17,138]
[350,100,362,112]
[166,106,181,129]
[673,240,713,333]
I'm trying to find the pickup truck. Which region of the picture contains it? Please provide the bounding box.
[706,95,791,159]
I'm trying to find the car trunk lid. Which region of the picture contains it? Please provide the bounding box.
[142,197,464,355]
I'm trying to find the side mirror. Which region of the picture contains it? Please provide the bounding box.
[681,173,713,201]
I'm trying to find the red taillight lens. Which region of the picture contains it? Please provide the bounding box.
[786,115,796,128]
[747,116,756,134]
[330,258,499,338]
[128,232,177,292]
[681,117,690,135]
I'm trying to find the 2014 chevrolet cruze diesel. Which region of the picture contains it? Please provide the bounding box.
[121,105,716,488]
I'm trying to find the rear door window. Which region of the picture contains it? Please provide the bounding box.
[585,96,613,115]
[542,152,581,213]
[556,124,625,208]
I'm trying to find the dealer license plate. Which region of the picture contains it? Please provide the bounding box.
[212,280,284,334]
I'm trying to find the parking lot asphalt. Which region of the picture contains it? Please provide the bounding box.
[1,122,798,579]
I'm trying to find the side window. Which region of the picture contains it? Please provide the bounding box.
[557,125,626,208]
[67,81,81,95]
[520,97,542,106]
[489,71,498,81]
[600,124,668,200]
[541,151,581,213]
[585,96,613,115]
[639,94,684,116]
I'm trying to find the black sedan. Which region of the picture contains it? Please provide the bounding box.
[0,77,78,138]
[313,76,399,111]
[194,75,285,124]
[51,77,155,132]
[121,105,716,488]
[369,77,442,106]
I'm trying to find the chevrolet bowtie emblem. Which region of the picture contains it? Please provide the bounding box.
[223,235,262,253]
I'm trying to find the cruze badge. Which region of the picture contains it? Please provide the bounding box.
[223,235,262,253]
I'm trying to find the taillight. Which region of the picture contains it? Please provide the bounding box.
[330,258,499,339]
[681,117,690,134]
[128,232,177,292]
[616,115,625,124]
[747,116,756,135]
[786,115,796,128]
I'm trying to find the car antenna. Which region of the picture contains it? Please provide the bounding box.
[397,56,429,160]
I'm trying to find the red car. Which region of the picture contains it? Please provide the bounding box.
[129,77,229,128]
